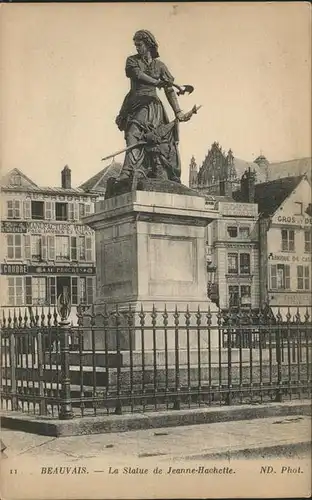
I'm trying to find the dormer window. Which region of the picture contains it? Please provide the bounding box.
[10,175,21,186]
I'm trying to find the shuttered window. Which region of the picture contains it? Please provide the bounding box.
[239,253,250,274]
[71,277,78,305]
[79,203,85,219]
[56,203,68,221]
[55,236,70,260]
[32,277,47,305]
[7,234,22,259]
[47,277,56,305]
[7,200,21,219]
[8,277,24,306]
[31,235,42,261]
[74,203,79,221]
[45,201,55,220]
[79,277,94,304]
[85,237,93,261]
[228,253,238,274]
[297,265,310,290]
[281,229,295,251]
[78,236,86,260]
[47,236,55,260]
[271,264,290,289]
[85,204,91,216]
[271,265,277,289]
[229,285,239,307]
[23,200,31,219]
[67,203,79,221]
[41,236,48,260]
[25,277,32,305]
[24,235,31,259]
[304,231,311,253]
[86,277,94,304]
[71,237,77,260]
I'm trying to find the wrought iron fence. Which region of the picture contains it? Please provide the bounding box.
[1,304,311,419]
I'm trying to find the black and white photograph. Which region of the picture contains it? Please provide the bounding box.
[0,2,311,499]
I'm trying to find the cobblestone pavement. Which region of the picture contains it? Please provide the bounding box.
[1,415,311,463]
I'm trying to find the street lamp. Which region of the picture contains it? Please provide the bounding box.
[207,263,218,306]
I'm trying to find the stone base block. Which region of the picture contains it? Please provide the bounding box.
[83,189,219,352]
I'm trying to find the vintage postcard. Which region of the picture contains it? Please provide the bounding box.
[0,2,311,499]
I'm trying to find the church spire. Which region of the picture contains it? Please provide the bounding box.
[189,155,198,187]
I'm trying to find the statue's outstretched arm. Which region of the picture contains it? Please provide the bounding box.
[164,87,183,120]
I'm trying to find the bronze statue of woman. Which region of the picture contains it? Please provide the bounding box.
[116,30,187,183]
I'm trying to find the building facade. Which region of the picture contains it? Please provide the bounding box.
[256,175,312,317]
[0,167,97,323]
[205,172,260,311]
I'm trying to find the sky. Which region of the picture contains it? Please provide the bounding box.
[1,2,311,187]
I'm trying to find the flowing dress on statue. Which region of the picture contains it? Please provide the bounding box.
[116,55,181,182]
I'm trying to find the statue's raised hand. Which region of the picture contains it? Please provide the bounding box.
[176,105,202,122]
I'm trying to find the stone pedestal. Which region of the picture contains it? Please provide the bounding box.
[84,190,219,349]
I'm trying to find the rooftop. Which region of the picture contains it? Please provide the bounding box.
[0,167,94,197]
[79,161,122,193]
[254,175,304,216]
[2,185,91,195]
[267,157,311,181]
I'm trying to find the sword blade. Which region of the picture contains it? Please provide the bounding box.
[101,141,146,161]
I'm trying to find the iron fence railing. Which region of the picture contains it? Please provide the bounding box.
[1,304,311,419]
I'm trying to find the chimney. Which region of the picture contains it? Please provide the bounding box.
[219,179,232,197]
[240,168,255,203]
[61,165,71,189]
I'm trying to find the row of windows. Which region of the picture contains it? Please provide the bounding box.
[270,265,310,291]
[227,226,250,239]
[227,253,251,275]
[7,199,92,222]
[6,234,94,262]
[281,229,311,253]
[6,276,94,307]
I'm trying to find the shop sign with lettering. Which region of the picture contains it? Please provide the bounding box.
[1,264,27,275]
[25,192,93,202]
[1,221,27,233]
[219,202,258,217]
[28,266,96,275]
[275,215,312,225]
[28,222,93,235]
[1,264,95,275]
[270,293,311,307]
[269,254,312,263]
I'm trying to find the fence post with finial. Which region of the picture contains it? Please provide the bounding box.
[8,310,18,411]
[275,308,283,403]
[173,305,181,410]
[37,310,46,416]
[57,287,74,420]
